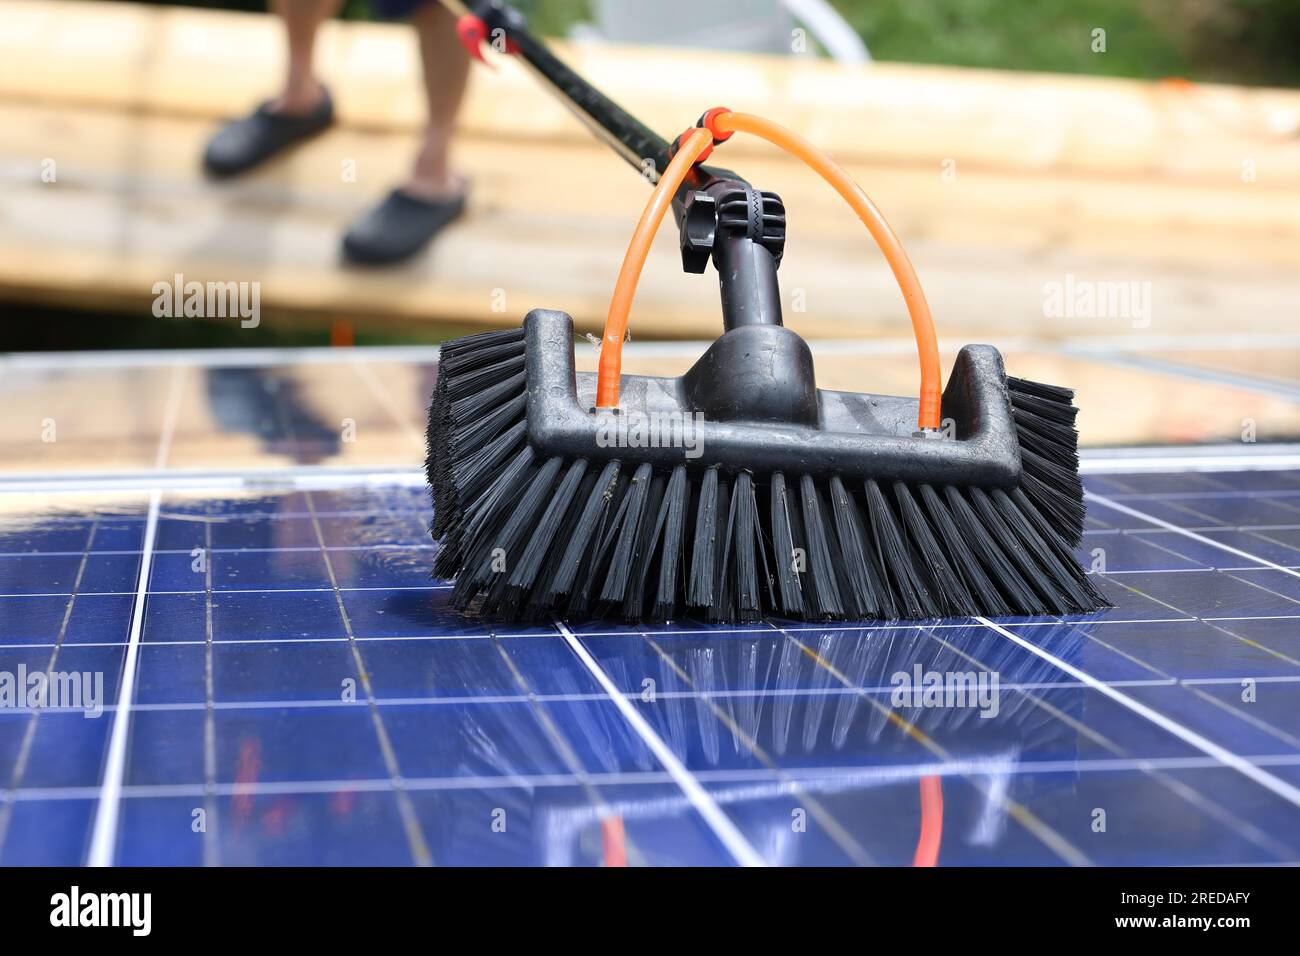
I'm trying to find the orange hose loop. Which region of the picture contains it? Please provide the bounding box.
[710,110,942,431]
[596,112,942,430]
[595,127,713,408]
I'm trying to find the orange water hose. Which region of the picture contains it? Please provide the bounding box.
[913,775,944,867]
[714,112,941,430]
[594,128,714,409]
[601,815,628,867]
[594,111,943,431]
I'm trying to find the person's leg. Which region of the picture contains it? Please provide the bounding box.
[269,0,343,115]
[339,1,470,262]
[403,1,471,199]
[202,0,340,176]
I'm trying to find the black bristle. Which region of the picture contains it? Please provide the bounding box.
[864,479,931,618]
[455,445,537,555]
[998,488,1109,610]
[438,336,526,376]
[437,419,528,554]
[622,473,667,620]
[1019,468,1086,547]
[966,486,1070,611]
[427,328,1104,624]
[447,446,540,598]
[432,437,532,580]
[533,461,620,612]
[986,488,1092,611]
[918,484,1012,616]
[712,474,732,618]
[943,485,1046,614]
[451,393,527,461]
[687,466,720,612]
[441,354,525,402]
[600,462,655,607]
[1005,375,1073,403]
[475,457,567,612]
[720,471,763,623]
[798,475,844,618]
[828,476,888,618]
[648,466,689,622]
[1007,378,1087,546]
[495,458,590,617]
[768,472,805,617]
[893,481,976,616]
[1011,407,1078,464]
[1008,486,1083,572]
[567,466,634,617]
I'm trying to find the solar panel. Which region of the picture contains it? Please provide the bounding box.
[1,349,1299,866]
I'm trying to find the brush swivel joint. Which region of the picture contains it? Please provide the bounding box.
[680,180,787,333]
[676,179,814,424]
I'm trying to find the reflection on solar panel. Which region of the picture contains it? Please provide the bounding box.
[1,346,1299,866]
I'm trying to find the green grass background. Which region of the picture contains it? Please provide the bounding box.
[171,0,1300,86]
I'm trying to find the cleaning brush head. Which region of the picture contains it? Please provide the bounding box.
[426,310,1109,624]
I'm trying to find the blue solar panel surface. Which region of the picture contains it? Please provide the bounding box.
[2,465,1299,866]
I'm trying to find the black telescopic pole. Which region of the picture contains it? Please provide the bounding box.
[441,0,742,191]
[440,0,781,329]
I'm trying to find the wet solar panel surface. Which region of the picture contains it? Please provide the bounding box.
[1,347,1298,866]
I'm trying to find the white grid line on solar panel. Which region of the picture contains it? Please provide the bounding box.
[1,548,1294,567]
[18,613,1300,650]
[0,471,429,495]
[976,615,1300,811]
[0,586,452,597]
[3,566,1298,601]
[0,616,1240,650]
[916,620,1300,856]
[10,751,1300,806]
[1096,489,1300,529]
[1083,528,1300,540]
[10,522,1300,556]
[554,619,768,866]
[0,511,430,524]
[86,494,159,867]
[1097,490,1300,501]
[989,492,1300,805]
[0,486,1289,530]
[1088,495,1300,581]
[86,367,182,867]
[0,478,1294,524]
[7,671,1300,716]
[299,488,434,866]
[15,515,1300,538]
[932,614,1298,851]
[10,524,1300,552]
[200,514,219,866]
[0,547,437,559]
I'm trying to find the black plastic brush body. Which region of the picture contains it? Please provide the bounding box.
[426,1,1110,624]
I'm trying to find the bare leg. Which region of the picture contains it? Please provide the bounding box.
[268,0,342,115]
[404,1,471,200]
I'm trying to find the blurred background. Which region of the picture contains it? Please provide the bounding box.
[2,0,1299,457]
